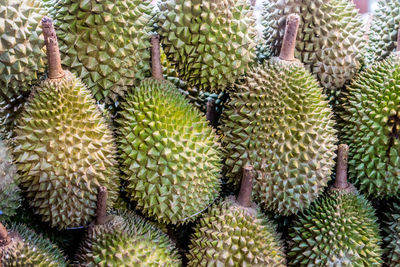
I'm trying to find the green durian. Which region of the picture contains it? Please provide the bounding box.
[117,36,222,225]
[262,0,365,102]
[187,166,286,267]
[46,0,154,104]
[366,0,400,65]
[13,18,119,229]
[222,14,337,215]
[75,189,181,266]
[0,0,46,138]
[339,38,400,198]
[158,0,257,92]
[0,222,67,266]
[287,144,383,266]
[0,138,20,221]
[382,202,400,266]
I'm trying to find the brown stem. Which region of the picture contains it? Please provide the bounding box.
[42,17,64,80]
[206,99,217,127]
[151,35,163,80]
[0,222,9,247]
[397,21,400,52]
[334,144,349,189]
[95,186,108,225]
[250,0,256,7]
[279,14,300,61]
[236,166,254,207]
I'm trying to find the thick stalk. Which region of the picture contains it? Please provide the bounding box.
[236,166,254,207]
[206,99,217,127]
[279,14,300,61]
[397,21,400,52]
[95,186,108,225]
[42,17,65,79]
[0,222,9,247]
[151,35,163,80]
[334,144,349,189]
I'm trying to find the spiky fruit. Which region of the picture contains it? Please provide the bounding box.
[382,202,400,266]
[46,0,154,104]
[13,19,119,229]
[262,0,365,101]
[0,0,46,138]
[0,138,20,221]
[340,54,400,198]
[117,78,222,225]
[75,210,181,266]
[158,0,257,92]
[367,0,400,65]
[256,43,273,64]
[0,222,67,266]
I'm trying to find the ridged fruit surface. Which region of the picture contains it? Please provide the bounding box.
[158,0,257,92]
[262,0,365,101]
[222,58,337,215]
[75,210,181,266]
[287,189,383,266]
[117,78,222,225]
[0,222,67,266]
[13,71,119,229]
[187,196,286,267]
[0,138,20,221]
[0,0,46,137]
[46,0,154,104]
[382,202,400,266]
[340,55,400,198]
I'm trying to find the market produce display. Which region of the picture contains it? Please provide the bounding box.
[2,0,400,265]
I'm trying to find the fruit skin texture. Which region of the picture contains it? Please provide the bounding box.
[367,0,400,65]
[46,0,154,104]
[0,138,20,221]
[187,196,286,267]
[287,189,383,266]
[13,71,119,229]
[75,210,181,266]
[382,202,400,266]
[0,0,46,138]
[221,58,337,215]
[262,0,365,100]
[0,222,67,267]
[158,0,257,92]
[340,55,400,198]
[117,78,222,225]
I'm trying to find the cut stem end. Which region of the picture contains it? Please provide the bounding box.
[42,17,65,80]
[151,35,164,80]
[334,144,350,190]
[236,166,254,207]
[95,186,108,225]
[279,14,300,61]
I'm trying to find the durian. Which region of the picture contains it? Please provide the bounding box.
[13,18,119,229]
[158,0,257,92]
[187,166,286,266]
[287,144,383,266]
[0,138,20,221]
[0,0,46,138]
[262,0,365,102]
[46,0,154,104]
[382,202,400,266]
[117,35,222,225]
[221,14,337,215]
[0,221,67,266]
[339,30,400,198]
[75,187,181,266]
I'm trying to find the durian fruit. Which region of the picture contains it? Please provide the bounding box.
[117,35,222,225]
[187,166,286,266]
[75,187,181,266]
[13,18,119,229]
[0,221,67,266]
[262,0,365,101]
[367,0,400,65]
[287,144,383,266]
[382,202,400,266]
[221,14,337,215]
[46,0,154,104]
[339,30,400,198]
[0,138,20,221]
[158,0,257,92]
[0,0,46,138]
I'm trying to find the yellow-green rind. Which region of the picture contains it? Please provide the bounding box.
[117,78,222,225]
[221,58,337,215]
[13,71,119,229]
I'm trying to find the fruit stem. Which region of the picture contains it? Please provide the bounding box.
[42,17,65,80]
[236,165,254,207]
[151,35,164,80]
[397,21,400,52]
[279,14,300,61]
[0,222,9,247]
[206,99,217,127]
[334,144,349,189]
[95,186,108,225]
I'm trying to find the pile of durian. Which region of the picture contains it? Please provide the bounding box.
[3,0,400,266]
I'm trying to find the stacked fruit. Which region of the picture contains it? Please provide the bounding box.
[1,0,400,266]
